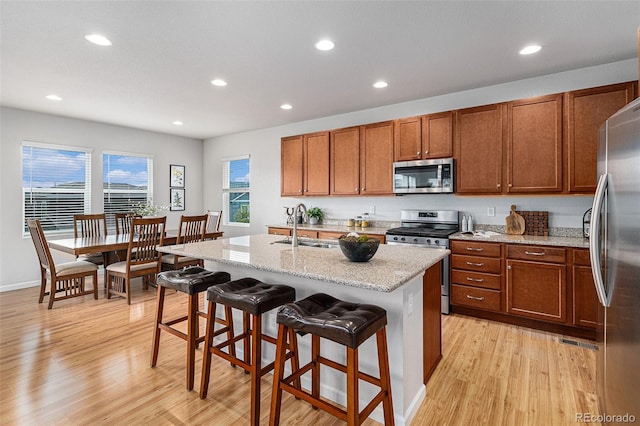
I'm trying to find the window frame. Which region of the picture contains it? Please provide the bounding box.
[222,155,250,227]
[22,141,92,237]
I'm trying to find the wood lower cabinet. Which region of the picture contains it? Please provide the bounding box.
[565,82,636,193]
[455,104,505,194]
[572,249,599,328]
[267,227,292,237]
[450,240,502,312]
[506,94,563,193]
[506,245,567,323]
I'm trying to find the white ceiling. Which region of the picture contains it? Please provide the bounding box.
[1,1,638,140]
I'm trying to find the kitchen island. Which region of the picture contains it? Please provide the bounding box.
[158,234,449,425]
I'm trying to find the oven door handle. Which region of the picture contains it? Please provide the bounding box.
[386,241,447,249]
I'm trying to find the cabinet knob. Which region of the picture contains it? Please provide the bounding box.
[508,183,513,188]
[497,184,501,188]
[507,265,512,270]
[362,187,366,191]
[354,188,358,191]
[299,189,302,193]
[425,150,429,155]
[416,151,420,155]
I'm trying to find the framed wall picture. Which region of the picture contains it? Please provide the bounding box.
[170,188,185,211]
[170,164,185,188]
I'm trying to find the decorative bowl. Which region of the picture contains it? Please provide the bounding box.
[338,235,380,262]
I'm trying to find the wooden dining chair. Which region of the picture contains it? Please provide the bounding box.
[73,213,109,278]
[161,214,207,271]
[27,219,99,309]
[115,212,140,235]
[106,216,166,305]
[206,210,222,236]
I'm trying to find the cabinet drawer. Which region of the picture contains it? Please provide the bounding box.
[297,230,319,239]
[507,245,566,263]
[451,240,501,257]
[451,254,501,274]
[573,249,591,266]
[451,270,501,290]
[317,231,344,240]
[451,284,501,311]
[268,227,292,237]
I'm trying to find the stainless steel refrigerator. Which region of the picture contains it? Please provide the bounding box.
[590,96,640,424]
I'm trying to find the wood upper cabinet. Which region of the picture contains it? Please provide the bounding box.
[394,112,453,162]
[565,82,636,193]
[303,131,330,196]
[455,104,505,194]
[360,121,394,195]
[281,135,304,196]
[330,126,361,195]
[281,132,330,196]
[506,94,563,193]
[422,111,454,159]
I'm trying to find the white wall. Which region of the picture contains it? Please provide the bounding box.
[0,107,204,291]
[204,59,637,237]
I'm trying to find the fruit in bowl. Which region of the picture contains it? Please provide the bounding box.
[338,233,380,262]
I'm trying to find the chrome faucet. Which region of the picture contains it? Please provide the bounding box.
[291,203,308,247]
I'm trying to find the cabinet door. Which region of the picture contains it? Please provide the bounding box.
[281,136,303,196]
[574,265,599,328]
[303,131,330,195]
[268,227,292,236]
[330,126,361,195]
[455,104,504,194]
[565,82,636,193]
[506,260,567,323]
[422,111,453,158]
[360,121,394,195]
[506,94,563,193]
[394,117,421,161]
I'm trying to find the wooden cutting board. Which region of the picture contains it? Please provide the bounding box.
[505,205,525,235]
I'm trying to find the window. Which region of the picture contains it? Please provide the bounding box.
[222,155,250,226]
[22,141,92,235]
[103,152,153,228]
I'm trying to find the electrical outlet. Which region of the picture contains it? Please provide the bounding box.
[407,292,414,316]
[369,206,375,215]
[487,207,495,217]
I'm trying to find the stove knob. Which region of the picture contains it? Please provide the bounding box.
[426,239,431,244]
[434,240,440,245]
[400,237,406,242]
[393,236,398,241]
[413,238,419,243]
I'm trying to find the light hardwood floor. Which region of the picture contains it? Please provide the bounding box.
[0,279,600,425]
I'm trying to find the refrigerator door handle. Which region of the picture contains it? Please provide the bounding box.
[590,173,610,307]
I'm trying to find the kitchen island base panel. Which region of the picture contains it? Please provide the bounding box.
[204,260,432,426]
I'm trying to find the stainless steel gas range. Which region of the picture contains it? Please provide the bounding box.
[386,210,459,314]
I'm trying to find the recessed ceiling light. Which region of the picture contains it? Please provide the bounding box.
[315,39,335,51]
[45,94,62,101]
[172,121,183,126]
[280,104,293,110]
[519,44,542,55]
[211,79,227,87]
[85,34,112,46]
[373,81,388,89]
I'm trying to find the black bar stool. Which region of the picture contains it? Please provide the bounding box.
[151,266,232,390]
[270,293,394,426]
[200,277,300,426]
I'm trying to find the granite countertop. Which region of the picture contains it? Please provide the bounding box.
[267,223,390,236]
[450,231,589,248]
[158,234,448,292]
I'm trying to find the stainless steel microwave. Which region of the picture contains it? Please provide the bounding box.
[393,158,454,194]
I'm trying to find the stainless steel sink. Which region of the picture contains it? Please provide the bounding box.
[272,238,338,249]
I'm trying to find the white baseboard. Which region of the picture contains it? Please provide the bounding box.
[0,280,40,293]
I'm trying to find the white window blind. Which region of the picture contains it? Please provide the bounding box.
[103,151,153,229]
[222,155,250,226]
[22,141,92,236]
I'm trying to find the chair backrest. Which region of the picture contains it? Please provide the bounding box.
[74,213,107,238]
[115,213,140,235]
[27,219,55,273]
[127,216,166,266]
[177,214,207,244]
[206,210,222,233]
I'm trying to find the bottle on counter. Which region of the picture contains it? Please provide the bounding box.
[467,215,474,232]
[355,215,362,227]
[347,218,355,227]
[462,215,468,232]
[362,213,370,228]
